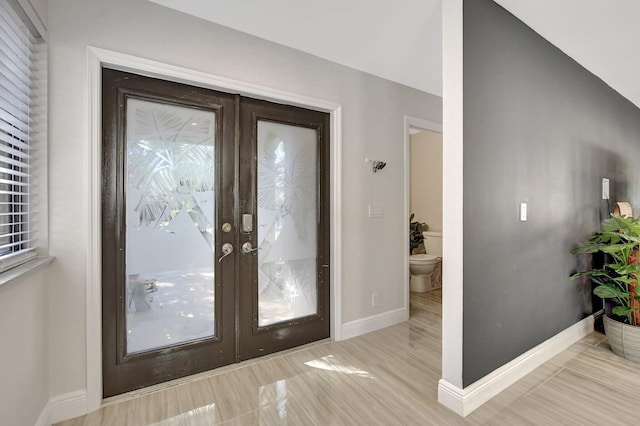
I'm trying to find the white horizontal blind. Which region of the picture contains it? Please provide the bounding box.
[0,0,37,271]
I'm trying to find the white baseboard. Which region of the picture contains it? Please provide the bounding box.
[340,307,408,340]
[48,389,88,424]
[34,401,51,426]
[438,314,595,417]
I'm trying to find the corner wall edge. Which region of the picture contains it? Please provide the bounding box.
[438,315,595,416]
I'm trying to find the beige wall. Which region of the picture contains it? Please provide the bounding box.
[45,0,442,411]
[0,268,50,426]
[410,130,443,232]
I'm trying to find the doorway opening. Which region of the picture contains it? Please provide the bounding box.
[404,117,443,318]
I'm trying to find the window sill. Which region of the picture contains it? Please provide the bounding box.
[0,256,55,287]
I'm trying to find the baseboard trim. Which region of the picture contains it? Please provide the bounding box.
[34,401,52,426]
[438,314,595,417]
[340,307,408,340]
[49,389,88,424]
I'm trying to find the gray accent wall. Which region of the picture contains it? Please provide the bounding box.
[463,0,640,386]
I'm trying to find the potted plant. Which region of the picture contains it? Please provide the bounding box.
[410,213,428,254]
[571,214,640,362]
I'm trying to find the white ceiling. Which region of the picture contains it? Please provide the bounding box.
[150,0,443,95]
[494,0,640,108]
[150,0,640,108]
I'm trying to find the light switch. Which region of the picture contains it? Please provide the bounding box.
[602,178,610,200]
[520,203,527,222]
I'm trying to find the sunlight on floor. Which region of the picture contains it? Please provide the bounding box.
[304,354,373,378]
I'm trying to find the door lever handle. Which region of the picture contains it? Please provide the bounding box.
[241,242,261,254]
[218,243,233,262]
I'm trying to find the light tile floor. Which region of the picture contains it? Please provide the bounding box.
[58,290,640,425]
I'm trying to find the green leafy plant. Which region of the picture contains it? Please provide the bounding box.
[410,213,428,254]
[571,215,640,326]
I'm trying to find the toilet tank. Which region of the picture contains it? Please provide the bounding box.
[422,231,443,256]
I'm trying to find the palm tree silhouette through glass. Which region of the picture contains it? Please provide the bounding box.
[256,124,318,325]
[127,99,216,250]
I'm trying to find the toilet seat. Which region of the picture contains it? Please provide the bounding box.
[409,254,438,264]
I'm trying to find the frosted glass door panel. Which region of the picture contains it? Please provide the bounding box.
[125,98,216,354]
[257,120,318,326]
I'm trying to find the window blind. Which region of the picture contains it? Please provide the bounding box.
[0,0,37,271]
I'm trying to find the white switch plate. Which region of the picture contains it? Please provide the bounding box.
[368,204,383,218]
[602,178,610,200]
[520,202,527,222]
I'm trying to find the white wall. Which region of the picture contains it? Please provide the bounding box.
[0,269,50,426]
[46,0,442,403]
[441,0,465,391]
[410,130,443,232]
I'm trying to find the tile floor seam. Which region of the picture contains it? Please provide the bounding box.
[523,365,567,398]
[508,394,584,426]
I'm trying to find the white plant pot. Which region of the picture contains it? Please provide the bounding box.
[603,315,640,363]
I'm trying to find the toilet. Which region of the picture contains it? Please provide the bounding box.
[409,231,443,292]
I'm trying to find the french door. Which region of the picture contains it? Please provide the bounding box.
[102,69,330,397]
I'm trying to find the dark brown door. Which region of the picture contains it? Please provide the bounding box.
[102,69,330,397]
[238,98,330,360]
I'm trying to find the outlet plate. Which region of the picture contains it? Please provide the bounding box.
[602,178,610,200]
[371,292,379,307]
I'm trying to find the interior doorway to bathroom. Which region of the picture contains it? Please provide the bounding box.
[409,129,442,243]
[404,117,443,317]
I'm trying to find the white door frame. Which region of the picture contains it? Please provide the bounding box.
[86,46,343,411]
[403,116,443,319]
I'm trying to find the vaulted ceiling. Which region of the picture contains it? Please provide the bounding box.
[150,0,640,108]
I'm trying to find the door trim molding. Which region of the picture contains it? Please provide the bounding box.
[87,46,343,413]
